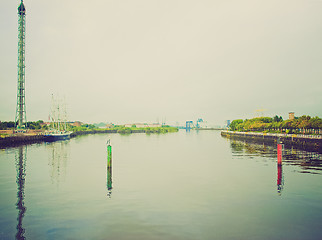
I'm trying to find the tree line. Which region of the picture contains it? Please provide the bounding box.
[115,125,179,134]
[229,115,322,134]
[0,120,46,130]
[0,121,98,131]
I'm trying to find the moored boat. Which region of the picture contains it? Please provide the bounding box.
[44,130,72,142]
[45,94,72,142]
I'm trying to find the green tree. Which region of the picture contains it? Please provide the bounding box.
[273,115,283,122]
[230,119,243,131]
[258,117,273,123]
[310,117,322,129]
[230,115,321,133]
[0,121,15,129]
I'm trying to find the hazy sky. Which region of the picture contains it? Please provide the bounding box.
[1,0,321,125]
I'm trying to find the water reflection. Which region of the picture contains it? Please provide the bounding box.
[107,167,112,198]
[15,146,27,240]
[46,141,70,185]
[277,164,283,195]
[229,139,322,174]
[230,139,322,195]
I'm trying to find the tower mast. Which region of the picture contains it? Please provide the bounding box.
[15,0,27,129]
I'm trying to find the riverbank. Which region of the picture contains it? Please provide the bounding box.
[221,130,322,153]
[0,134,45,148]
[0,131,115,148]
[0,127,178,148]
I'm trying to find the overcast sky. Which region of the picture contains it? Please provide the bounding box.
[1,0,321,125]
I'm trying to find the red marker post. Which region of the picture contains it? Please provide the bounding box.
[277,143,282,166]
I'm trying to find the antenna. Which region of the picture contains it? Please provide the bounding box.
[15,0,27,129]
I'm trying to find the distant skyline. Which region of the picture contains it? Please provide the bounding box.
[1,0,321,126]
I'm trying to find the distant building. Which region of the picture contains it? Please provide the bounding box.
[69,121,83,127]
[289,112,295,120]
[40,122,51,127]
[105,124,114,129]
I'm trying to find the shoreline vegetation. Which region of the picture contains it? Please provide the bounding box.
[229,115,322,135]
[69,125,179,135]
[0,122,179,148]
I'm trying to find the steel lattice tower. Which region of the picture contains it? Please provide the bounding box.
[15,0,27,129]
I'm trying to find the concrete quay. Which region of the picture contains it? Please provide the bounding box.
[221,131,322,153]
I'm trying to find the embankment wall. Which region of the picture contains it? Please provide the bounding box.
[0,134,45,148]
[0,130,118,148]
[221,131,322,153]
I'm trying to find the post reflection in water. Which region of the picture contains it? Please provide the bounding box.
[230,139,322,195]
[107,167,112,197]
[47,141,70,185]
[15,146,27,240]
[277,163,283,195]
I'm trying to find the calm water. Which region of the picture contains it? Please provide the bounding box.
[1,130,322,240]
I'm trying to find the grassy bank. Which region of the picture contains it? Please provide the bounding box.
[113,125,179,134]
[69,124,178,135]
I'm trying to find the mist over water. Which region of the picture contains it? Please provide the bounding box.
[1,131,322,239]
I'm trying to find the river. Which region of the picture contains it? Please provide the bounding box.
[1,130,322,240]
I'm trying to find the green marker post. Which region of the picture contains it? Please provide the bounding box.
[107,167,112,192]
[107,140,112,169]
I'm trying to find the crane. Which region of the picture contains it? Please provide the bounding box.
[196,118,203,128]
